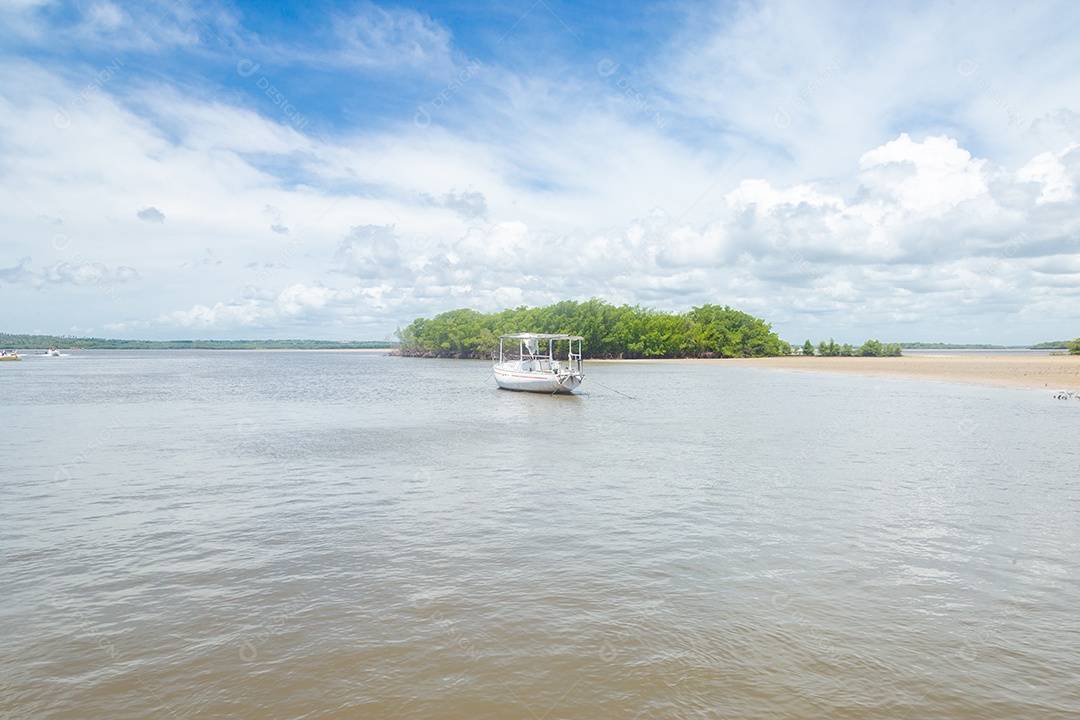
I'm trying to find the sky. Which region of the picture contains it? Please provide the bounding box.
[1,0,1079,344]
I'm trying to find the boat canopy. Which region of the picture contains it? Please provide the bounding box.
[494,333,585,393]
[499,333,584,340]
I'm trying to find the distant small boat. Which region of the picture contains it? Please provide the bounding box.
[47,349,61,356]
[0,350,20,361]
[493,333,584,394]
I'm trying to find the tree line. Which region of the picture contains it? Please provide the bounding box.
[396,299,792,358]
[0,333,395,350]
[801,338,903,357]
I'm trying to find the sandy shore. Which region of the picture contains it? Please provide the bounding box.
[245,348,395,353]
[590,353,1080,391]
[706,354,1080,391]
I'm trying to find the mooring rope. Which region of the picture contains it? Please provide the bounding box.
[588,377,637,400]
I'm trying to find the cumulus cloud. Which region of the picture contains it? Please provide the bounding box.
[420,190,487,220]
[161,283,372,329]
[1017,145,1079,204]
[137,206,165,222]
[0,257,36,286]
[334,225,402,278]
[0,258,140,288]
[263,205,290,235]
[858,134,988,214]
[44,262,140,285]
[210,131,1079,341]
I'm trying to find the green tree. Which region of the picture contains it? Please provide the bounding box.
[687,304,787,358]
[802,339,815,356]
[1068,338,1080,355]
[857,339,883,356]
[818,338,840,356]
[397,299,790,359]
[840,343,853,356]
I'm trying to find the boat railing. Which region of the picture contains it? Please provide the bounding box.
[495,356,583,375]
[495,336,584,375]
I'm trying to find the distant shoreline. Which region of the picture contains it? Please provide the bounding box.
[590,354,1080,391]
[241,346,397,352]
[4,345,398,351]
[26,347,398,354]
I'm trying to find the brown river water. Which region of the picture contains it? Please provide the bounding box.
[1,350,1078,718]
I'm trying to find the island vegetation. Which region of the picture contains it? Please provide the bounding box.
[801,338,903,356]
[0,333,396,350]
[900,340,1080,352]
[1031,339,1080,352]
[396,299,792,359]
[901,342,1015,350]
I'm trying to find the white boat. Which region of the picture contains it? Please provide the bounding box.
[47,349,61,356]
[493,333,585,394]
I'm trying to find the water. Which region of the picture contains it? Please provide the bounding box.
[2,351,1078,719]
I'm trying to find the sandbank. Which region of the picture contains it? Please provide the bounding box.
[246,347,394,353]
[594,354,1080,391]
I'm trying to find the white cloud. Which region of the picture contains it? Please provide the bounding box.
[82,2,127,34]
[0,257,139,289]
[43,262,139,285]
[137,206,165,222]
[225,3,459,74]
[420,190,487,220]
[331,4,452,69]
[335,225,402,278]
[858,134,988,214]
[1017,144,1078,204]
[726,179,841,214]
[160,282,383,331]
[277,283,337,315]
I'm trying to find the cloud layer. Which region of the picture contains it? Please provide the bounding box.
[1,0,1078,343]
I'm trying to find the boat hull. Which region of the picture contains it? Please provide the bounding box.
[494,366,583,394]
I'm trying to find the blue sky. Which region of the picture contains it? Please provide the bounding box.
[1,0,1079,343]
